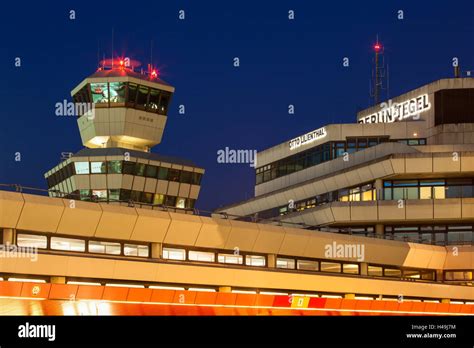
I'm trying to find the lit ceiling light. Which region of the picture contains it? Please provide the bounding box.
[413,132,418,137]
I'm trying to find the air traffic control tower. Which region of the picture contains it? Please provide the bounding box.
[44,58,204,211]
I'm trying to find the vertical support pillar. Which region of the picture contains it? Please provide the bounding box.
[267,254,276,268]
[151,242,163,259]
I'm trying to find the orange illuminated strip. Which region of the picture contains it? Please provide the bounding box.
[0,281,473,316]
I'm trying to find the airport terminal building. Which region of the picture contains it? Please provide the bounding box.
[0,66,472,315]
[216,78,474,247]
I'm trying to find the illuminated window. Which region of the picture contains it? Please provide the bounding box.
[342,263,359,274]
[90,161,106,174]
[433,186,445,199]
[245,255,266,267]
[141,192,153,204]
[384,268,402,278]
[74,162,90,174]
[51,237,85,252]
[338,189,349,202]
[176,197,186,209]
[107,161,122,174]
[420,186,432,199]
[320,262,341,273]
[218,253,243,264]
[368,265,383,276]
[89,240,121,255]
[297,260,318,271]
[109,82,126,103]
[403,269,421,279]
[92,190,107,201]
[124,244,149,257]
[107,189,120,202]
[349,187,361,201]
[134,163,146,176]
[90,82,109,104]
[163,248,186,260]
[276,258,295,269]
[188,250,215,262]
[153,194,164,205]
[17,234,47,249]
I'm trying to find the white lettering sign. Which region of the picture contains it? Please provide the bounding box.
[358,94,430,124]
[289,127,327,150]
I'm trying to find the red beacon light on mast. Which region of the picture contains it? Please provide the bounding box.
[374,43,382,52]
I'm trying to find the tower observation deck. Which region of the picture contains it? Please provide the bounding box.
[44,58,204,210]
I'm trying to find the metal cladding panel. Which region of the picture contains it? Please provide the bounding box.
[130,209,171,243]
[194,217,232,249]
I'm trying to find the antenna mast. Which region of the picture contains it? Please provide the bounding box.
[369,35,388,106]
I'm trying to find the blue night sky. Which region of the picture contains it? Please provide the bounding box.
[1,1,473,211]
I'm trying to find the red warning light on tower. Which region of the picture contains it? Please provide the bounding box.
[374,43,381,52]
[151,69,158,79]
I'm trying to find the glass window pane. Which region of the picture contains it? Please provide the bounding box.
[320,262,341,273]
[192,173,202,185]
[342,264,359,274]
[276,258,295,269]
[145,165,157,178]
[51,237,85,252]
[17,234,47,249]
[90,161,106,174]
[108,189,120,202]
[176,197,186,209]
[245,255,266,267]
[107,161,122,174]
[163,247,186,260]
[218,253,243,264]
[158,92,171,114]
[127,83,138,104]
[168,169,180,182]
[158,167,168,180]
[92,190,107,201]
[134,163,145,176]
[90,82,109,104]
[420,186,432,199]
[384,268,402,277]
[368,265,383,276]
[189,250,215,262]
[153,194,164,205]
[297,260,318,271]
[122,161,135,175]
[74,162,90,174]
[124,244,149,257]
[148,89,160,112]
[433,186,445,199]
[89,240,121,255]
[109,82,126,103]
[136,86,149,108]
[180,171,192,184]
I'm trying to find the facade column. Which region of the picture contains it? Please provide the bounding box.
[436,270,444,282]
[218,286,232,293]
[374,178,383,200]
[151,242,163,259]
[50,276,66,284]
[267,254,276,268]
[360,262,368,276]
[375,224,384,237]
[2,228,15,245]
